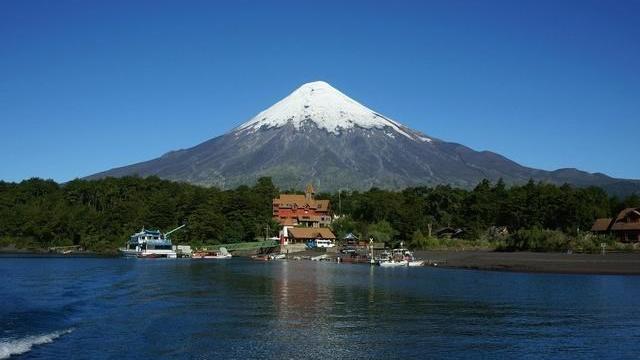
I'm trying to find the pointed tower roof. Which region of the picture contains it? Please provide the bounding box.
[305,183,315,195]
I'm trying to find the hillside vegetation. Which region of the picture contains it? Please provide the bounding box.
[0,177,637,253]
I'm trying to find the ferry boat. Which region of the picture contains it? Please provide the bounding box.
[119,225,185,259]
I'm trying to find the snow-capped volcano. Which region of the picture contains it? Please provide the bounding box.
[236,81,427,141]
[86,81,640,196]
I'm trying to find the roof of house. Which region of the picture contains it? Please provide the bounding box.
[592,208,640,232]
[297,215,321,222]
[273,194,330,211]
[287,227,336,240]
[435,227,464,234]
[435,227,455,234]
[591,218,613,232]
[611,222,640,231]
[280,218,297,226]
[615,208,640,222]
[315,199,330,211]
[274,194,310,207]
[343,233,359,240]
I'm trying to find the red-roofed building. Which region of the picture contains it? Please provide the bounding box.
[272,184,332,228]
[273,184,335,245]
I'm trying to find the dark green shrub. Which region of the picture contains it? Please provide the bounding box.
[501,228,569,252]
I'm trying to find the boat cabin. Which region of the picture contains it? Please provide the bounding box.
[126,229,173,251]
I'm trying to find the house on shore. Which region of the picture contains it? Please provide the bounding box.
[272,184,332,228]
[274,184,336,246]
[591,207,640,242]
[285,227,336,244]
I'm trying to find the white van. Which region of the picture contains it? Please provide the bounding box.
[315,239,335,248]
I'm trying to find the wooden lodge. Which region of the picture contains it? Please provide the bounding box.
[591,207,640,243]
[285,227,336,244]
[272,184,332,228]
[274,183,336,245]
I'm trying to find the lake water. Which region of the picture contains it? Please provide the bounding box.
[1,256,639,359]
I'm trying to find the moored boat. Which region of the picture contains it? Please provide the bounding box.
[408,260,425,267]
[376,243,424,267]
[379,259,409,267]
[119,225,185,259]
[311,254,328,261]
[192,247,232,259]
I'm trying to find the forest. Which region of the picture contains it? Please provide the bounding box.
[0,176,638,253]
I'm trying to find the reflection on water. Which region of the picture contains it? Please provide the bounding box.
[1,256,639,359]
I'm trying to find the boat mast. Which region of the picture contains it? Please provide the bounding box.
[165,224,186,237]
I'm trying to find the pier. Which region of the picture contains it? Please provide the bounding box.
[202,240,279,252]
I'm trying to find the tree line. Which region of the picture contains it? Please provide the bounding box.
[0,176,638,253]
[0,176,279,252]
[321,179,639,251]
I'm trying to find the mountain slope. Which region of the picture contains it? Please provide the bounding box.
[87,81,640,195]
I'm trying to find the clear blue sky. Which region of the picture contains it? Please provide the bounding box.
[1,0,639,182]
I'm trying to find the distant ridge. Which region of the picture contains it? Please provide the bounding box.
[87,81,640,196]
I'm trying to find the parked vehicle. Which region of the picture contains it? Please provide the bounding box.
[307,239,336,248]
[315,239,335,248]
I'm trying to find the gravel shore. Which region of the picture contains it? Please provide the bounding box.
[413,250,640,275]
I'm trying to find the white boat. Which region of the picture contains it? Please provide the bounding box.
[202,254,232,259]
[119,225,185,259]
[311,254,328,261]
[377,244,424,267]
[379,259,409,267]
[402,249,424,267]
[376,250,406,267]
[269,253,286,260]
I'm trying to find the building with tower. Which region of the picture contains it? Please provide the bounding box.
[273,184,335,245]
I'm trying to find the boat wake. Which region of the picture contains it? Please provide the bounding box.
[0,328,73,359]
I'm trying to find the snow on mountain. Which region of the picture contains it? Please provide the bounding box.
[235,81,427,141]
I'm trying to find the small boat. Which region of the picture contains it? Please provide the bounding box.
[192,247,232,259]
[376,243,424,267]
[311,254,328,261]
[379,259,409,267]
[374,250,404,267]
[372,250,391,264]
[401,249,425,267]
[269,253,286,260]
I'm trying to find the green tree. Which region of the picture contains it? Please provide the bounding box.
[368,220,397,245]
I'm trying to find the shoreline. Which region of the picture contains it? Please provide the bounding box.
[3,246,640,275]
[0,245,102,257]
[413,250,640,275]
